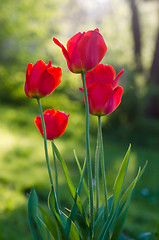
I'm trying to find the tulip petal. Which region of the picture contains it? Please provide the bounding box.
[104,86,123,115]
[37,67,62,97]
[24,80,31,98]
[85,64,116,88]
[87,83,112,115]
[47,67,62,89]
[34,116,43,136]
[53,38,72,71]
[94,65,116,85]
[78,30,107,72]
[66,32,84,72]
[26,63,33,83]
[44,109,56,115]
[112,69,124,89]
[53,111,69,139]
[28,60,46,94]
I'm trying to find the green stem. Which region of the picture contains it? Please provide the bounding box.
[37,99,60,214]
[95,121,100,217]
[51,140,59,203]
[82,73,94,237]
[98,116,109,219]
[37,98,54,186]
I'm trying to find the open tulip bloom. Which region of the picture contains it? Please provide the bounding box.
[80,64,124,116]
[25,29,147,240]
[53,29,107,73]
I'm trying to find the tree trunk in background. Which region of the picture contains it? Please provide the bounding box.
[129,0,143,71]
[145,27,159,118]
[150,28,159,84]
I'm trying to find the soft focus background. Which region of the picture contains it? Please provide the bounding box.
[0,0,159,239]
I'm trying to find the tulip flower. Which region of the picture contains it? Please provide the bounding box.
[34,109,69,140]
[25,60,62,98]
[53,29,107,73]
[80,64,124,116]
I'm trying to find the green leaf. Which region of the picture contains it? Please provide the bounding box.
[98,145,131,240]
[48,187,66,239]
[94,196,113,239]
[52,142,90,228]
[64,157,87,238]
[69,156,87,221]
[111,161,147,240]
[38,205,60,240]
[111,168,141,240]
[113,144,131,208]
[28,188,55,240]
[73,149,89,199]
[48,187,82,240]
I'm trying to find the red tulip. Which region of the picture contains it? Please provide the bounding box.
[34,109,69,140]
[25,60,62,98]
[53,29,107,73]
[80,64,124,116]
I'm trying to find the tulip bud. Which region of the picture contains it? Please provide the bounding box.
[34,109,69,140]
[25,60,62,98]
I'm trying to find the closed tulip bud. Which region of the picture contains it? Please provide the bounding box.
[80,64,124,116]
[25,60,62,98]
[34,109,69,140]
[53,29,107,74]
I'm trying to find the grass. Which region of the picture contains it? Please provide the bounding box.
[0,103,159,240]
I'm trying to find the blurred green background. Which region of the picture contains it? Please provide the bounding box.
[0,0,159,239]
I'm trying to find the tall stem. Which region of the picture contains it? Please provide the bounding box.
[37,98,60,214]
[51,140,59,203]
[95,121,100,217]
[98,116,109,219]
[37,98,54,186]
[82,73,94,237]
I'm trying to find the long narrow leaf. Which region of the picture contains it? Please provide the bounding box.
[52,142,90,228]
[73,149,89,199]
[38,205,60,240]
[64,157,87,239]
[111,168,141,240]
[113,144,131,208]
[28,188,55,240]
[111,161,147,240]
[69,157,87,221]
[94,196,113,239]
[48,187,82,240]
[98,145,131,240]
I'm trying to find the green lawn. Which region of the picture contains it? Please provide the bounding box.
[0,103,159,240]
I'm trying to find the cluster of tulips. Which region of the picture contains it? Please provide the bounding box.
[25,29,146,240]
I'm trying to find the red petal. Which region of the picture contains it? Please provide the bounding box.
[37,67,62,97]
[34,116,43,137]
[26,63,33,83]
[104,86,123,115]
[24,80,31,98]
[28,60,46,94]
[66,32,84,71]
[53,37,71,71]
[85,64,116,88]
[53,111,69,139]
[87,83,112,115]
[44,109,56,115]
[112,69,124,89]
[47,67,62,89]
[78,30,107,72]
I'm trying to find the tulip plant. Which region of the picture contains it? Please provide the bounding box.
[25,29,147,240]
